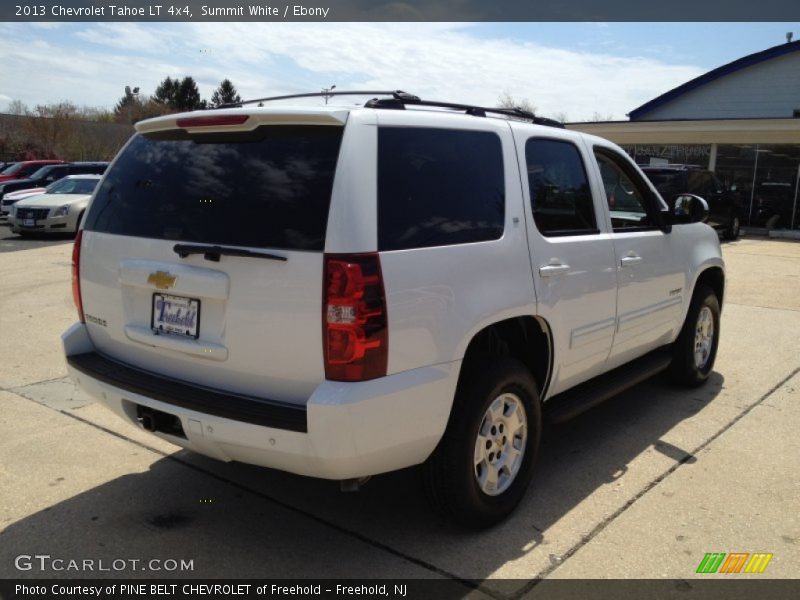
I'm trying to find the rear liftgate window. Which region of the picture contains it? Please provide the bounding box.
[378,127,505,251]
[84,125,344,251]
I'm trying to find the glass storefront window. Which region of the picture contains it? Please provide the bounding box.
[623,144,712,168]
[717,144,800,229]
[624,143,800,229]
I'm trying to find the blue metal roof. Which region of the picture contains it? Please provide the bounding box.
[629,40,800,121]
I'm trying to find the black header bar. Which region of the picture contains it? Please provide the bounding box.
[2,1,799,22]
[2,579,800,600]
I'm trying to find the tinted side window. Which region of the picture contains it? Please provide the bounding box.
[595,150,657,231]
[644,170,684,198]
[46,166,69,181]
[71,165,105,175]
[19,164,41,177]
[378,127,504,251]
[84,126,343,251]
[525,139,597,236]
[687,171,714,195]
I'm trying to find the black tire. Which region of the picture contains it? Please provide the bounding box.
[723,214,740,240]
[669,285,720,387]
[423,357,541,529]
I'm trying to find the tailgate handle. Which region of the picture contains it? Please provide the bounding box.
[173,243,287,262]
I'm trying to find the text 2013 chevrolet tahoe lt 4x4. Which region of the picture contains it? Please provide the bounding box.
[63,92,724,527]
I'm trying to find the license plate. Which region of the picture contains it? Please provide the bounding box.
[23,218,34,226]
[152,293,200,339]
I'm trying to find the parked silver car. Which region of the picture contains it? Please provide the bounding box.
[10,175,101,236]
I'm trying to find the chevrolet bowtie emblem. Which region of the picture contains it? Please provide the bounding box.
[147,271,177,290]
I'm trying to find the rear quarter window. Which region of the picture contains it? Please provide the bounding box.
[377,127,505,251]
[84,125,344,251]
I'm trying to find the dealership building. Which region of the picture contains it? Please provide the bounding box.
[569,39,800,228]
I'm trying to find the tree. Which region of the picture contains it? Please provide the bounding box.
[113,94,171,124]
[7,100,28,115]
[153,76,205,112]
[114,93,141,124]
[497,91,537,114]
[154,76,180,108]
[590,111,614,122]
[210,79,242,107]
[1,100,130,161]
[22,101,80,157]
[174,76,204,112]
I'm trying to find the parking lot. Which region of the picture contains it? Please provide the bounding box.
[1,220,798,593]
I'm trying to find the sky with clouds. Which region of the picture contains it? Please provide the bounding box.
[0,22,794,120]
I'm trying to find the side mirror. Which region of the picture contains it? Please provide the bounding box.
[673,194,709,224]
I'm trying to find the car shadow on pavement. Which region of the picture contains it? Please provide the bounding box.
[0,224,74,252]
[0,373,723,588]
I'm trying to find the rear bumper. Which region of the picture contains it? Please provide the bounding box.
[62,323,459,480]
[67,351,308,432]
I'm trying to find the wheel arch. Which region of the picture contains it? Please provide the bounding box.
[456,315,553,401]
[693,265,725,308]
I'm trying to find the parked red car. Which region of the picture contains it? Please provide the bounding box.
[0,160,65,182]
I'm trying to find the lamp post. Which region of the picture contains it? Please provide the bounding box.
[747,146,761,225]
[124,85,140,125]
[791,162,800,230]
[322,84,336,105]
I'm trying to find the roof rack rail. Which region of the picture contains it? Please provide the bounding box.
[217,90,415,109]
[220,90,564,128]
[364,94,564,128]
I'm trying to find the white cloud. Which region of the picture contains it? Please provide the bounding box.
[76,23,174,54]
[181,23,705,119]
[0,23,704,120]
[29,22,64,30]
[0,38,184,111]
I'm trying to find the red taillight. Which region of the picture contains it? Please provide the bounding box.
[176,115,250,128]
[323,253,387,381]
[72,230,84,323]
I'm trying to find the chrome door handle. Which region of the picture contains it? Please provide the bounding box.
[539,263,571,277]
[620,255,643,267]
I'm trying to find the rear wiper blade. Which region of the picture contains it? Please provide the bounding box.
[173,243,287,262]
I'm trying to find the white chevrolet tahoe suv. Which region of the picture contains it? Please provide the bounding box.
[63,92,724,528]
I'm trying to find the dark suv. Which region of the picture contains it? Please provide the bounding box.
[752,182,795,229]
[641,166,743,240]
